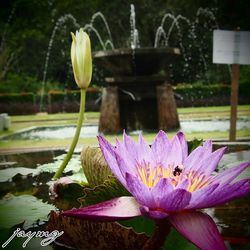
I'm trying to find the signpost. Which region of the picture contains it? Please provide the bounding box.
[213,30,250,141]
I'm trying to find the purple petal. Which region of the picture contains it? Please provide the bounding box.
[137,134,155,164]
[176,178,190,190]
[169,211,227,250]
[165,133,183,166]
[140,206,168,219]
[176,131,188,161]
[122,131,138,161]
[115,138,138,175]
[151,130,171,163]
[125,173,153,206]
[97,135,126,186]
[151,178,174,203]
[186,183,219,209]
[212,161,250,184]
[203,139,213,152]
[192,179,250,209]
[184,140,212,172]
[159,189,191,212]
[200,147,227,175]
[62,196,141,221]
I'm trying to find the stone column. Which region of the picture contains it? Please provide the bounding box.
[157,83,180,131]
[98,86,121,134]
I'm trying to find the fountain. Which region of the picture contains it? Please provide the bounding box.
[40,5,220,132]
[95,4,181,133]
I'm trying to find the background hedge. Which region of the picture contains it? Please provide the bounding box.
[0,83,249,115]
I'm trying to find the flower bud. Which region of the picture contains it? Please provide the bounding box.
[71,29,92,89]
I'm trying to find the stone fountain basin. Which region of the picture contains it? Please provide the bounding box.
[92,47,180,76]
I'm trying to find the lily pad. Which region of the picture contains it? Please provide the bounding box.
[81,178,130,206]
[37,153,82,174]
[0,167,39,182]
[46,210,149,249]
[0,194,55,229]
[119,216,155,236]
[50,182,84,211]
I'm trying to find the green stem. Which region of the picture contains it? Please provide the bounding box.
[53,88,86,180]
[142,219,171,250]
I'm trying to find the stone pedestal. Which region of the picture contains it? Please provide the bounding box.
[98,87,121,133]
[157,84,180,130]
[98,81,180,133]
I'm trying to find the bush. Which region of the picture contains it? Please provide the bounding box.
[0,92,38,114]
[174,82,249,107]
[48,88,101,113]
[0,92,36,103]
[0,73,42,93]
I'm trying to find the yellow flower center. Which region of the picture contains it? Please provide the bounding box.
[137,162,209,192]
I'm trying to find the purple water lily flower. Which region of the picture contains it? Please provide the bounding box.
[63,131,250,250]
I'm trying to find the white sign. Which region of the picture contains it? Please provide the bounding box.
[213,30,250,65]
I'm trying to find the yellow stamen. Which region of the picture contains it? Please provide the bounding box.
[136,162,210,192]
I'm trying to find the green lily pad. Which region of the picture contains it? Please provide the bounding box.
[119,216,155,236]
[51,182,84,210]
[81,178,130,206]
[37,153,82,174]
[0,194,55,229]
[0,167,39,182]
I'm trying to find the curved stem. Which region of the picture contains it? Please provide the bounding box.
[142,219,171,250]
[53,88,86,180]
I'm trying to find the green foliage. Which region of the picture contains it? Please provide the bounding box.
[187,138,203,154]
[81,178,130,206]
[1,0,250,88]
[0,73,42,93]
[48,90,80,103]
[175,82,230,100]
[240,65,250,85]
[119,216,156,236]
[0,92,35,103]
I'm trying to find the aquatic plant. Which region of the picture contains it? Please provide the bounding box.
[63,131,250,249]
[53,29,92,179]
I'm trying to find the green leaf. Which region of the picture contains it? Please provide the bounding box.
[51,182,84,210]
[81,178,130,206]
[119,216,155,236]
[0,167,39,182]
[0,195,55,229]
[165,228,199,250]
[187,138,203,154]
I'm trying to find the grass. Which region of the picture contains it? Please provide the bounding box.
[0,105,249,152]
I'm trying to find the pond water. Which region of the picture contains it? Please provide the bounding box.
[0,147,249,249]
[1,119,250,140]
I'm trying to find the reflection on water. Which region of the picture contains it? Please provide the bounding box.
[1,118,249,140]
[3,125,98,140]
[0,148,249,249]
[181,119,249,132]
